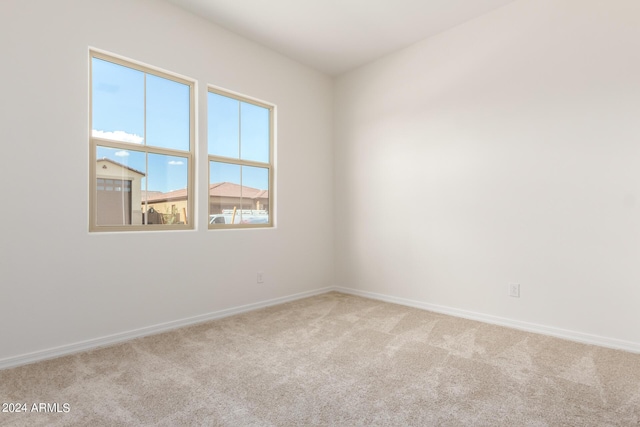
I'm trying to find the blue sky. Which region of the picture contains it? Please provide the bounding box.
[92,57,269,192]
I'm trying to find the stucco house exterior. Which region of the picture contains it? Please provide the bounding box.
[144,182,269,224]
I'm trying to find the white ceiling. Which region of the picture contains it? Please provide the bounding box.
[167,0,517,76]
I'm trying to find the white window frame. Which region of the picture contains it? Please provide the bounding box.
[89,49,195,232]
[207,86,275,229]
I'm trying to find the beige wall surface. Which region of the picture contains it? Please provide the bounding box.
[0,0,334,362]
[334,0,640,346]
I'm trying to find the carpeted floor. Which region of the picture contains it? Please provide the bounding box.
[1,291,639,426]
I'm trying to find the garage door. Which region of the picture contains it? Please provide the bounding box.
[97,179,132,225]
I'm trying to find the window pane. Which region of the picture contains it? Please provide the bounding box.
[147,74,190,151]
[241,165,270,224]
[144,153,189,225]
[208,92,239,158]
[96,147,190,226]
[209,162,269,225]
[209,161,241,223]
[92,58,144,144]
[96,146,146,226]
[240,102,270,163]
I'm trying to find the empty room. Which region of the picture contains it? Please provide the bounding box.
[1,0,639,425]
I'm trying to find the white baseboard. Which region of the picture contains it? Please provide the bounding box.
[0,287,334,370]
[334,286,640,354]
[4,285,638,370]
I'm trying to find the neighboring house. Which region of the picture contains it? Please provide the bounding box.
[97,157,268,225]
[96,158,145,225]
[143,188,189,224]
[208,182,269,214]
[144,182,268,221]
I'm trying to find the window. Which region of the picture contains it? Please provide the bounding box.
[208,87,274,228]
[89,50,194,231]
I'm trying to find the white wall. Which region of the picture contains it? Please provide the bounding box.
[0,0,334,363]
[334,0,640,347]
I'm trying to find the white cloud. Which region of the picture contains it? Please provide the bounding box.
[114,150,129,157]
[168,160,184,165]
[92,129,143,144]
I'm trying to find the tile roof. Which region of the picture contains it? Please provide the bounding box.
[208,182,269,199]
[97,158,145,176]
[144,182,268,203]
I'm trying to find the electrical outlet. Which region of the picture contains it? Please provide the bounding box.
[509,283,520,298]
[257,272,264,284]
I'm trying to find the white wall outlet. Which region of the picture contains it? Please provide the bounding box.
[509,283,520,298]
[257,272,264,284]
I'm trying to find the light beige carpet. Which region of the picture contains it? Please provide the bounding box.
[1,292,639,426]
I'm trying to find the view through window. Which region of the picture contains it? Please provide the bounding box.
[208,89,274,228]
[89,51,194,231]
